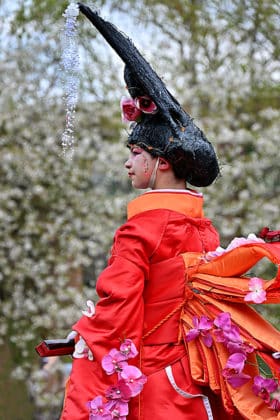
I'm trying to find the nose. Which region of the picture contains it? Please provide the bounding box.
[124,157,131,168]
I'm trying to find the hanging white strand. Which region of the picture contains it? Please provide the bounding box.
[61,1,80,159]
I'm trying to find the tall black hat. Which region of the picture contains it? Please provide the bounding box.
[78,3,220,187]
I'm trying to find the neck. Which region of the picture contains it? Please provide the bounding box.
[152,173,186,190]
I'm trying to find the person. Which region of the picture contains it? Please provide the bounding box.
[56,4,280,419]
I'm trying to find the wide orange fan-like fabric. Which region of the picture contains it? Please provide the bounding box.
[181,242,280,419]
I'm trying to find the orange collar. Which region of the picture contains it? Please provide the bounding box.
[127,190,204,220]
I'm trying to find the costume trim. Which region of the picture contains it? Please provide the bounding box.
[127,191,204,220]
[165,365,214,420]
[145,189,203,197]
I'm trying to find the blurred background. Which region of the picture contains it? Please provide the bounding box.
[0,0,279,418]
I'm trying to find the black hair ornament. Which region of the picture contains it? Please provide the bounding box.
[78,3,220,187]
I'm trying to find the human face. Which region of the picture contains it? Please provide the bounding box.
[125,146,156,189]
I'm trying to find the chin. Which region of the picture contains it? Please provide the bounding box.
[133,183,148,190]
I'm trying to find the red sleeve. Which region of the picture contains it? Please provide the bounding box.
[72,210,169,363]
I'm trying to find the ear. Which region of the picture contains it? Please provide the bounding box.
[158,158,171,171]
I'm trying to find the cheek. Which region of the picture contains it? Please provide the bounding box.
[142,156,150,174]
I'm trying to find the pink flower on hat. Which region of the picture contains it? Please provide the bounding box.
[120,95,157,123]
[120,97,142,123]
[134,95,157,114]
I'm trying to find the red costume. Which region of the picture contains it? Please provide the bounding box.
[62,190,220,419]
[61,190,280,419]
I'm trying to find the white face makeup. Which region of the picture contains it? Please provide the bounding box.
[125,146,157,189]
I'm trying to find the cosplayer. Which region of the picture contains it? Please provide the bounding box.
[36,3,280,419]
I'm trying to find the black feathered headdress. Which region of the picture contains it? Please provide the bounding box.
[78,3,220,187]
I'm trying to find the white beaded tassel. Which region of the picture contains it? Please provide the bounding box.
[61,1,80,159]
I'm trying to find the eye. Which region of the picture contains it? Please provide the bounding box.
[131,147,142,155]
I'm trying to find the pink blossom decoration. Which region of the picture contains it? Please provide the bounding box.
[106,399,129,419]
[270,389,280,412]
[120,339,138,359]
[119,365,147,397]
[226,337,254,356]
[252,375,278,403]
[87,396,112,420]
[222,352,251,388]
[213,313,254,355]
[102,348,128,375]
[186,315,213,347]
[88,339,146,420]
[105,380,132,402]
[120,95,157,123]
[244,277,267,304]
[213,312,232,342]
[223,324,251,355]
[184,311,279,412]
[120,97,142,123]
[134,95,157,114]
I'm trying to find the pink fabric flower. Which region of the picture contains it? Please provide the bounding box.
[244,277,266,304]
[102,348,128,375]
[270,398,280,412]
[119,365,147,397]
[224,352,246,372]
[226,338,254,356]
[186,315,213,347]
[106,399,129,419]
[213,312,232,342]
[225,371,251,388]
[213,313,254,355]
[120,97,142,123]
[270,388,280,412]
[120,339,138,359]
[222,353,251,388]
[87,396,112,420]
[252,375,278,403]
[120,95,157,123]
[134,96,157,114]
[88,339,146,419]
[105,379,132,402]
